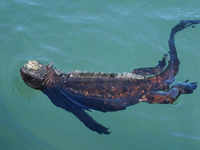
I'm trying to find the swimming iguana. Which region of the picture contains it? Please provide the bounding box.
[20,20,198,135]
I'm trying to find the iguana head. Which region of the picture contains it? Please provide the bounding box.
[20,60,48,90]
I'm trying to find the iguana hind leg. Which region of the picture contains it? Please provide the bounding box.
[132,54,167,76]
[172,80,197,94]
[140,88,179,104]
[140,80,197,104]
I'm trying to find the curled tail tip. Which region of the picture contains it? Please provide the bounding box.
[179,20,200,28]
[180,20,200,23]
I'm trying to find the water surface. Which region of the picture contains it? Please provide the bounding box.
[1,0,200,149]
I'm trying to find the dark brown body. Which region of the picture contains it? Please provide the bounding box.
[41,52,179,112]
[20,20,199,134]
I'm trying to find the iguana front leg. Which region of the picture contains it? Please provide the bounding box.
[140,81,197,104]
[132,54,167,76]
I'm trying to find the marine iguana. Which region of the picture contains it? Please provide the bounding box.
[20,20,198,135]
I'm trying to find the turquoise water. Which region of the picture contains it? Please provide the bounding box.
[1,0,200,149]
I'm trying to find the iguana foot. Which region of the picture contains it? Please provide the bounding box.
[172,81,197,94]
[132,54,167,76]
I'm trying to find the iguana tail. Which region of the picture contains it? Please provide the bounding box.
[152,20,200,84]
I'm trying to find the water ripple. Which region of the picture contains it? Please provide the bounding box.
[14,0,41,6]
[48,13,104,25]
[148,8,200,20]
[171,132,200,141]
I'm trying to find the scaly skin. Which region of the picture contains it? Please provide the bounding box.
[20,20,199,135]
